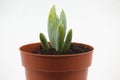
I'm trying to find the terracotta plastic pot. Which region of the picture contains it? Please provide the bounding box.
[19,42,94,80]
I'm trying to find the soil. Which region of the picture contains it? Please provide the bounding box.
[32,43,92,55]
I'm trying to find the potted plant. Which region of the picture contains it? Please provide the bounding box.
[19,5,94,80]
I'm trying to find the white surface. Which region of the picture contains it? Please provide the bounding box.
[0,0,120,80]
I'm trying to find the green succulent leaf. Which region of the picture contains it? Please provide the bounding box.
[48,5,59,48]
[62,29,72,52]
[40,33,50,51]
[56,22,65,52]
[60,9,66,37]
[39,5,73,53]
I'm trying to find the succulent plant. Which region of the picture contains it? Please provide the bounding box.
[40,5,72,53]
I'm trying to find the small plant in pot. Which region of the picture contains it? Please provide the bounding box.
[20,5,94,80]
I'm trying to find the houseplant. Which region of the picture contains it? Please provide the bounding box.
[20,5,94,80]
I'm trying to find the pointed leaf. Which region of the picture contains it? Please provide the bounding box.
[40,33,49,51]
[62,29,72,52]
[48,5,59,48]
[56,22,65,52]
[60,9,66,37]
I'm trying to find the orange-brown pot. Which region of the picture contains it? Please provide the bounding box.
[19,42,94,80]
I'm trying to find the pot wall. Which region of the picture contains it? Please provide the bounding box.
[20,42,94,80]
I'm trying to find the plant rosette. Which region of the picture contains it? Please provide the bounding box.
[19,5,94,80]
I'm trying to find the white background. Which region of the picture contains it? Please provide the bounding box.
[0,0,120,80]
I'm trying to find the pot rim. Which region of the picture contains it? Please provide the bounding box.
[19,42,94,57]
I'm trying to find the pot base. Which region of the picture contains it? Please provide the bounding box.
[25,68,88,80]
